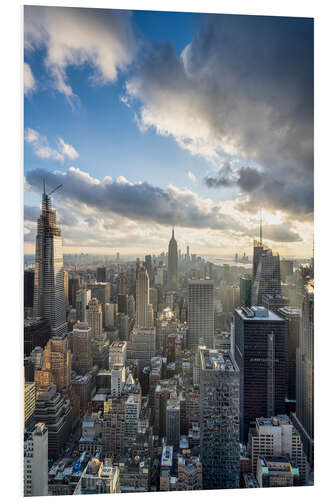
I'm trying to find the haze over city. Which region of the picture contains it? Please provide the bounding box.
[24,6,313,257]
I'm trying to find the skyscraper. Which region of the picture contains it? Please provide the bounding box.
[135,265,154,328]
[234,306,287,442]
[188,279,214,350]
[292,281,314,466]
[240,275,252,308]
[252,243,281,306]
[96,266,106,282]
[76,288,91,322]
[24,422,48,496]
[167,227,178,290]
[33,185,67,335]
[72,322,93,375]
[200,349,240,489]
[87,297,103,338]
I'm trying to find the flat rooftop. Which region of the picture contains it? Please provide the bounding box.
[200,349,238,372]
[236,306,284,322]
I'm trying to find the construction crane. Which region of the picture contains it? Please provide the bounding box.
[48,184,63,196]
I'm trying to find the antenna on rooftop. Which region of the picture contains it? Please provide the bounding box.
[259,208,263,245]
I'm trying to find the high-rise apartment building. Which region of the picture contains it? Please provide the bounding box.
[24,422,48,496]
[292,281,314,466]
[200,349,240,489]
[248,415,308,485]
[234,306,287,442]
[135,265,154,328]
[33,186,67,335]
[72,322,93,375]
[76,289,91,322]
[188,279,214,350]
[167,228,178,290]
[87,297,103,338]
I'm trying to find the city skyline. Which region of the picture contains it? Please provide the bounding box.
[24,6,313,257]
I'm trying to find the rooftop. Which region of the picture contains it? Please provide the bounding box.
[236,306,284,322]
[200,349,238,372]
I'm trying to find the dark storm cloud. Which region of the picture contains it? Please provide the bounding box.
[25,167,303,243]
[126,14,313,218]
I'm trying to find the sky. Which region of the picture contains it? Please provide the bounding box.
[24,6,314,257]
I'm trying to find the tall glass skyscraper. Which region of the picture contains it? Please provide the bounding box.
[33,186,67,335]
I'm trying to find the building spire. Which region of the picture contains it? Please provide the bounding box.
[259,208,263,245]
[172,225,175,239]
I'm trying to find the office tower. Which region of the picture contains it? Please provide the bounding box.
[124,393,141,450]
[188,279,214,350]
[136,265,153,328]
[72,322,93,375]
[42,336,72,395]
[74,459,120,495]
[178,455,203,490]
[118,272,128,295]
[256,456,300,487]
[33,186,67,335]
[109,341,127,370]
[24,269,35,309]
[145,254,153,285]
[24,317,50,357]
[127,328,156,368]
[200,349,240,489]
[87,297,103,338]
[103,396,126,457]
[105,302,117,328]
[76,289,91,322]
[240,275,252,307]
[248,415,308,485]
[278,307,301,402]
[262,293,288,313]
[88,282,112,327]
[24,381,36,428]
[225,285,240,312]
[166,395,180,451]
[111,364,126,396]
[280,259,294,282]
[34,384,72,458]
[167,227,178,290]
[234,306,287,442]
[252,243,281,306]
[24,422,48,496]
[292,282,314,466]
[69,275,81,308]
[97,266,106,282]
[63,270,69,310]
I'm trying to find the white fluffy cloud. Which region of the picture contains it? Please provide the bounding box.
[24,6,136,101]
[187,171,197,183]
[24,128,79,163]
[24,62,36,95]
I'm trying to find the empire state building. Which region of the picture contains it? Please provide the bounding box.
[33,184,67,336]
[167,227,178,290]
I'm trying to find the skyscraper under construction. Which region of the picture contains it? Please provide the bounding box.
[33,184,67,335]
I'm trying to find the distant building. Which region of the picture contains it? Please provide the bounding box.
[280,259,294,282]
[76,289,91,322]
[69,276,81,309]
[200,349,240,489]
[72,322,93,375]
[24,422,48,496]
[188,279,214,350]
[262,293,288,314]
[88,282,112,328]
[278,307,301,402]
[96,266,106,283]
[234,306,287,442]
[167,228,178,290]
[127,328,156,368]
[240,275,252,308]
[136,265,154,328]
[87,298,103,338]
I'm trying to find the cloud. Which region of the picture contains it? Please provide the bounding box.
[24,167,305,246]
[24,62,36,95]
[125,15,313,218]
[58,137,79,160]
[24,128,78,163]
[24,6,136,101]
[187,171,196,183]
